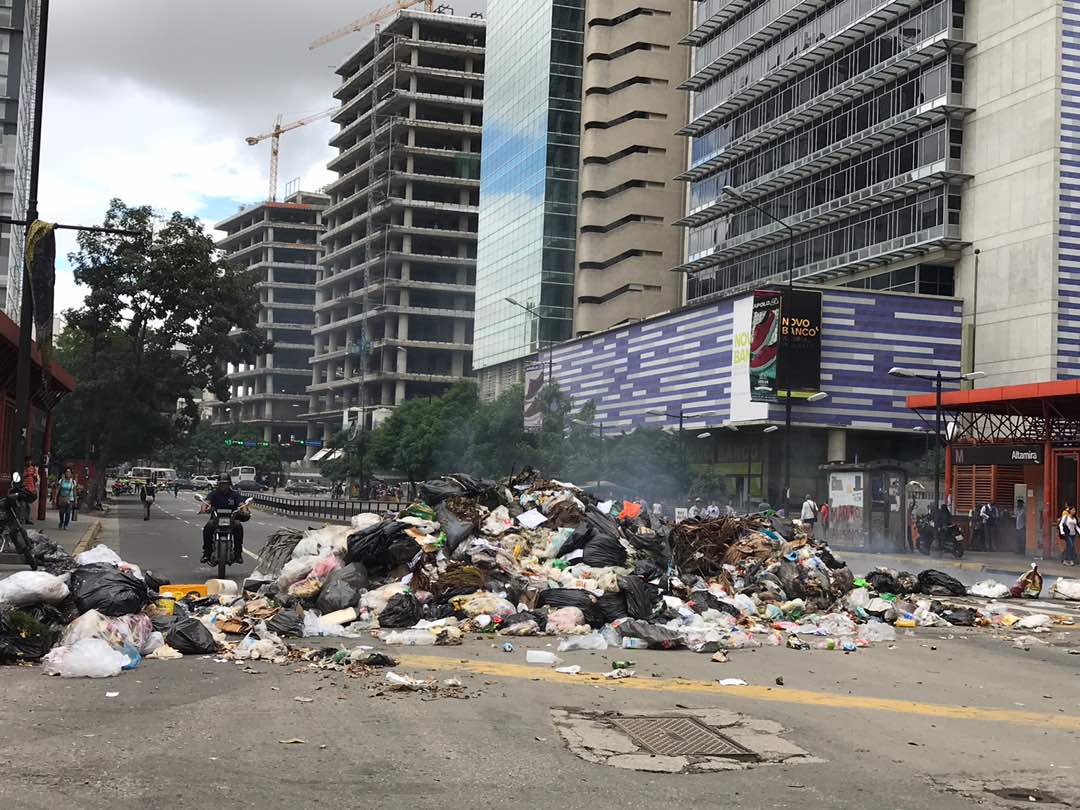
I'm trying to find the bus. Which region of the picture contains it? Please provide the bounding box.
[229,465,257,482]
[128,467,176,485]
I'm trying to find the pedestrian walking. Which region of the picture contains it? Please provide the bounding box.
[72,481,84,522]
[56,468,75,530]
[979,502,994,550]
[21,456,38,525]
[1060,506,1078,566]
[1015,499,1026,553]
[819,500,830,540]
[801,493,819,536]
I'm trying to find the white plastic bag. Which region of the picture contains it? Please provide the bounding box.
[359,582,407,615]
[277,555,319,588]
[351,513,383,531]
[858,621,896,643]
[970,579,1011,598]
[1016,613,1052,629]
[0,570,70,606]
[1049,578,1080,601]
[557,633,608,652]
[42,638,129,678]
[75,545,123,567]
[846,587,871,610]
[61,610,111,646]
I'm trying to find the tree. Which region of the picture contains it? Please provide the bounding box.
[53,199,264,504]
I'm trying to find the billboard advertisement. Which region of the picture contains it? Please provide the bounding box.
[749,289,781,402]
[523,365,545,433]
[778,288,822,394]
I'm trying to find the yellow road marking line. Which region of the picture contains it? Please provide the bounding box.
[397,654,1080,730]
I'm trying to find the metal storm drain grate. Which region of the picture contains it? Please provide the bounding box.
[613,716,758,760]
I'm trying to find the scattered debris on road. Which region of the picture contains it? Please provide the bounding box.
[1,469,1077,683]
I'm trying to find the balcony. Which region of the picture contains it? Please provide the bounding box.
[677,95,972,227]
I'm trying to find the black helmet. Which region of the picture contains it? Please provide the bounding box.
[217,473,232,485]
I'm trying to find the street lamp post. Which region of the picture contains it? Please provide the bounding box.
[723,184,801,508]
[506,297,554,387]
[889,367,984,521]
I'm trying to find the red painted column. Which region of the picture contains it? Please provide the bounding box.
[1044,444,1054,559]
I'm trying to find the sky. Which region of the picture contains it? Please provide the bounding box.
[42,0,484,316]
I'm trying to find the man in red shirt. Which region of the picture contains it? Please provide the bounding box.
[21,456,39,525]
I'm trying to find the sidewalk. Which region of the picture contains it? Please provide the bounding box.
[837,547,1076,580]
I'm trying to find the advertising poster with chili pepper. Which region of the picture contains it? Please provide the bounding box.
[749,289,781,402]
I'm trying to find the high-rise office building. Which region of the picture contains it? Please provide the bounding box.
[573,1,689,335]
[1,0,39,319]
[472,0,585,392]
[674,1,1080,388]
[208,191,327,444]
[306,10,484,448]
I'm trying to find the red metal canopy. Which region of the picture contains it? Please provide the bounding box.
[907,380,1080,418]
[0,309,75,410]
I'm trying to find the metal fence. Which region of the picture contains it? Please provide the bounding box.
[253,494,404,523]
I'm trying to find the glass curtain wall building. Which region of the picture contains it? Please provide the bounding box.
[675,0,972,301]
[473,0,584,373]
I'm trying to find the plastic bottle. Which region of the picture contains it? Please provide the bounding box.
[600,624,621,648]
[622,637,649,650]
[557,633,608,652]
[526,650,563,665]
[382,629,437,646]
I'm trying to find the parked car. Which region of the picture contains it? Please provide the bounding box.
[285,481,317,494]
[235,479,268,492]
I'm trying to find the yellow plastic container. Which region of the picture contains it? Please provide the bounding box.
[156,596,176,615]
[159,583,209,600]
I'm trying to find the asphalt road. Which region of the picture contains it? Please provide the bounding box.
[2,502,1080,807]
[108,493,332,585]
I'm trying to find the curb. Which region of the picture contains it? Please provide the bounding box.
[71,519,103,557]
[836,549,1072,579]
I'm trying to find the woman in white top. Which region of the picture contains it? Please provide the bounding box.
[1061,507,1078,566]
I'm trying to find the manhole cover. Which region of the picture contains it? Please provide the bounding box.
[612,716,757,759]
[987,788,1063,805]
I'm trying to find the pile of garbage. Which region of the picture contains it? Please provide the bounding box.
[2,470,1078,678]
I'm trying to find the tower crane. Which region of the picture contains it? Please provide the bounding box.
[308,0,437,50]
[245,108,335,202]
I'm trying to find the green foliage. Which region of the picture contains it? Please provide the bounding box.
[336,381,688,503]
[688,468,731,503]
[158,422,293,476]
[52,199,264,492]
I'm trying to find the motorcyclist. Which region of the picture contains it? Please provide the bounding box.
[199,473,249,565]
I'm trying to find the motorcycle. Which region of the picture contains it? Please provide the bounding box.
[1,472,38,569]
[915,514,965,558]
[195,493,254,579]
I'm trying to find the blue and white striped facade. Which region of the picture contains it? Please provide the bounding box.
[547,288,962,433]
[1061,0,1080,377]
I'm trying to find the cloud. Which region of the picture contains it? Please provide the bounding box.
[42,0,484,314]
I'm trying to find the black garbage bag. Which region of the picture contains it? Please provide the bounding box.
[419,478,465,505]
[618,575,660,620]
[816,545,847,570]
[618,618,684,650]
[27,531,77,575]
[895,571,919,594]
[379,592,422,628]
[316,562,369,613]
[775,558,805,599]
[436,502,474,555]
[583,533,628,568]
[0,606,58,661]
[69,564,150,617]
[266,606,305,638]
[686,590,741,618]
[166,617,218,655]
[150,614,176,634]
[626,532,672,569]
[558,524,593,560]
[144,570,170,594]
[941,607,977,627]
[828,565,855,597]
[865,570,900,594]
[917,569,966,596]
[595,592,628,623]
[536,588,603,627]
[632,558,664,581]
[501,609,546,628]
[345,521,416,575]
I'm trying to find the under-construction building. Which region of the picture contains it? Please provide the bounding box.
[208,190,328,443]
[305,10,485,449]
